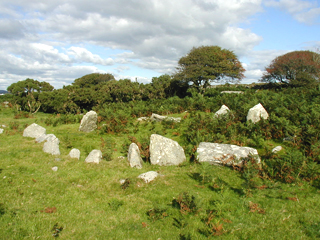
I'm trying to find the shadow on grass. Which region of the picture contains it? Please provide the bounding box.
[188,172,246,196]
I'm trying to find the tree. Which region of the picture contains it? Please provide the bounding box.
[7,78,54,113]
[261,50,320,86]
[72,73,115,88]
[175,46,245,93]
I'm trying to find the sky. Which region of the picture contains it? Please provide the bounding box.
[0,0,319,90]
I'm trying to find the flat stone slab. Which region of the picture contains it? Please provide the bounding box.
[138,171,159,183]
[197,142,260,166]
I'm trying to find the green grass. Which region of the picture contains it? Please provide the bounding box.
[0,107,320,239]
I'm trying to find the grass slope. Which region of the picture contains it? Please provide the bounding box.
[0,107,319,239]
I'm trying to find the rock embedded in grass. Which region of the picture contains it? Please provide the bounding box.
[272,146,283,153]
[79,111,98,132]
[85,149,102,163]
[197,142,260,166]
[69,148,81,160]
[247,103,269,124]
[149,134,186,166]
[43,136,60,156]
[23,123,46,138]
[127,143,143,169]
[138,171,159,183]
[214,105,230,118]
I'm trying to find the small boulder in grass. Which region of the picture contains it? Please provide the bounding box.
[69,148,81,160]
[127,143,143,169]
[214,105,230,118]
[52,166,58,171]
[247,103,269,124]
[23,123,46,138]
[138,171,159,183]
[85,150,102,164]
[272,146,283,153]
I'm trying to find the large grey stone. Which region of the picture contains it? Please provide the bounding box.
[69,148,81,159]
[79,111,98,132]
[214,105,230,118]
[150,134,186,166]
[127,143,143,169]
[43,136,60,155]
[23,123,46,138]
[85,149,102,163]
[247,103,269,123]
[197,142,260,166]
[137,171,159,183]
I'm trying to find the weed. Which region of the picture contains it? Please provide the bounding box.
[9,121,20,130]
[51,223,63,238]
[121,178,131,190]
[147,208,169,222]
[172,192,198,215]
[0,203,6,216]
[108,199,124,211]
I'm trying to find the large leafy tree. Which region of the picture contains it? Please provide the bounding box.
[7,78,54,113]
[261,50,320,86]
[175,46,245,93]
[72,73,115,88]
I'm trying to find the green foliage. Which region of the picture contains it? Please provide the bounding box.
[175,45,245,93]
[72,73,115,88]
[172,192,198,215]
[7,78,54,113]
[108,199,124,211]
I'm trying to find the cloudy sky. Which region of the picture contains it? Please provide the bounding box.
[0,0,319,89]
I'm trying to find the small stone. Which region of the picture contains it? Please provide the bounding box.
[69,148,80,160]
[138,171,159,183]
[272,146,283,153]
[52,167,58,171]
[119,179,126,185]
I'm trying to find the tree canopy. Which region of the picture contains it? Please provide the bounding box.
[175,46,245,93]
[7,78,54,95]
[261,50,320,86]
[7,78,54,113]
[72,73,115,88]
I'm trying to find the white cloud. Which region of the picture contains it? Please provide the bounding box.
[67,47,114,65]
[265,0,320,24]
[0,0,269,89]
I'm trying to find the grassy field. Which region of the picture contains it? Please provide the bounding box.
[0,106,320,239]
